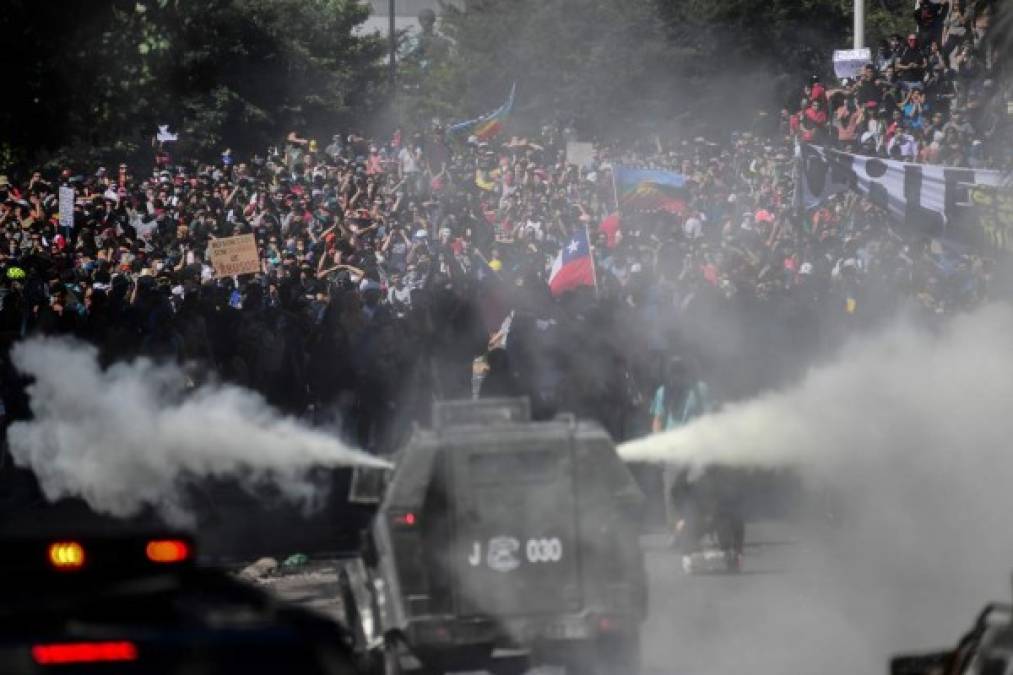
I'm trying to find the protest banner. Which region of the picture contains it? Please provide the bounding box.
[795,143,1005,229]
[968,183,1013,253]
[208,234,260,277]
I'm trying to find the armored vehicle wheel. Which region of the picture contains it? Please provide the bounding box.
[338,571,365,647]
[381,636,404,675]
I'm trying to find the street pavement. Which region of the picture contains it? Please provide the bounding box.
[641,520,825,674]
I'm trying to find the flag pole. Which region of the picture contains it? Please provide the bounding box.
[586,222,599,298]
[792,140,805,231]
[611,165,621,213]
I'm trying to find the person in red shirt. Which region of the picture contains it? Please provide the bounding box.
[800,99,829,143]
[811,81,826,104]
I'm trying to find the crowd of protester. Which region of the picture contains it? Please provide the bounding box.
[0,3,1007,458]
[797,0,1007,167]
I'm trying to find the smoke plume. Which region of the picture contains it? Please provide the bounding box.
[622,302,1013,669]
[619,302,1013,477]
[7,338,391,526]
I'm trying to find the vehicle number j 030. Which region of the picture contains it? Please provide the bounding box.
[467,537,563,568]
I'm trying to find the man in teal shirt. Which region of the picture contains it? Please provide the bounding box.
[650,358,742,572]
[650,357,711,433]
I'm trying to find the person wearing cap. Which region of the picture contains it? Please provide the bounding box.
[407,228,432,267]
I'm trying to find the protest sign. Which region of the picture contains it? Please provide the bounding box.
[566,142,595,169]
[208,234,260,277]
[58,186,75,230]
[833,48,872,80]
[156,125,179,142]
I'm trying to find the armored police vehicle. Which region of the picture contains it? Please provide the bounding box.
[340,398,647,675]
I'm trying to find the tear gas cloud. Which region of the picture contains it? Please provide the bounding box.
[7,337,390,526]
[618,302,1012,477]
[621,302,1013,669]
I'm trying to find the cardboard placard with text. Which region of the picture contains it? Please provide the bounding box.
[208,234,260,278]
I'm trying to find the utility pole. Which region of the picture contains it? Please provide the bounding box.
[388,0,396,89]
[854,0,864,49]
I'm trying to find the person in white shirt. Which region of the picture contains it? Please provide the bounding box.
[683,212,703,239]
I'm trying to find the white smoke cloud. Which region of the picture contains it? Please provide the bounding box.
[619,303,1013,477]
[621,302,1013,669]
[7,337,391,526]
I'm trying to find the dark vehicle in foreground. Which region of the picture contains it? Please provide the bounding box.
[0,533,359,674]
[891,600,1013,675]
[340,398,648,675]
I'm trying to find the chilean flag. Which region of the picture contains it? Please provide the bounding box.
[548,229,595,296]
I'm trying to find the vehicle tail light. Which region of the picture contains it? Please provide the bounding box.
[145,539,190,564]
[47,542,85,571]
[393,512,417,526]
[32,641,138,665]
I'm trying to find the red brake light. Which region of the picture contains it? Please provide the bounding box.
[145,539,190,564]
[393,512,416,526]
[32,641,138,665]
[47,542,85,571]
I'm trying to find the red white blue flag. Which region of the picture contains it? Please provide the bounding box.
[548,229,595,296]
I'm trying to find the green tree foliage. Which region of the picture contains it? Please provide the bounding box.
[404,0,926,139]
[1,0,383,172]
[401,0,677,139]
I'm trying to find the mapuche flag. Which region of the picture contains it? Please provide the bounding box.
[548,229,595,296]
[614,166,688,214]
[447,83,516,142]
